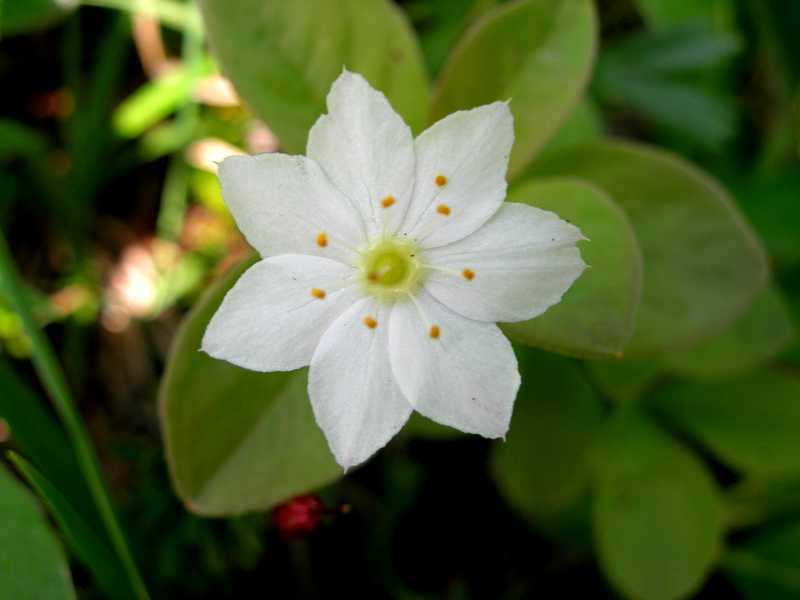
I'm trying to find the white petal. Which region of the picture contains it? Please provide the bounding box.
[307,70,416,238]
[423,203,586,322]
[202,255,360,372]
[388,291,520,438]
[402,102,514,248]
[309,298,412,470]
[218,153,364,263]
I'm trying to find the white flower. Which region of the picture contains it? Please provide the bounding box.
[202,70,586,470]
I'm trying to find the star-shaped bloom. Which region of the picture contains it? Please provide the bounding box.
[202,70,586,470]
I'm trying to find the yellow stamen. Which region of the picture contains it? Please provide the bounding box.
[436,204,451,216]
[462,269,475,280]
[311,288,326,299]
[435,174,447,187]
[429,325,440,339]
[363,316,378,329]
[316,232,328,247]
[381,196,396,208]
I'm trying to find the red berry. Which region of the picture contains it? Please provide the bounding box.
[272,495,324,539]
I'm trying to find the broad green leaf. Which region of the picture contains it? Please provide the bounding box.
[736,170,800,270]
[504,179,642,358]
[0,0,75,36]
[592,412,723,600]
[593,25,740,150]
[0,463,75,600]
[492,349,603,541]
[198,0,429,152]
[0,360,99,530]
[8,453,131,600]
[635,0,734,29]
[587,358,663,404]
[408,0,497,76]
[160,259,341,516]
[649,371,800,476]
[726,524,800,599]
[431,0,596,178]
[662,287,797,378]
[599,78,736,151]
[532,140,769,356]
[404,412,464,439]
[601,24,740,73]
[535,98,604,165]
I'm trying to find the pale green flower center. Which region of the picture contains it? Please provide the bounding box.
[359,236,424,301]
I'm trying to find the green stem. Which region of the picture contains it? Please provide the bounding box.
[155,18,203,241]
[80,0,203,33]
[0,233,150,600]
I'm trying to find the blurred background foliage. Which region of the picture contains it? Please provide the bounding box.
[0,0,799,598]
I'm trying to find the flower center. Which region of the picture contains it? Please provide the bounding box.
[359,236,423,301]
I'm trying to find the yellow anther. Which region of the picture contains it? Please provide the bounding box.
[436,204,451,216]
[435,174,447,187]
[462,269,475,280]
[381,196,396,208]
[311,288,326,300]
[363,316,378,329]
[429,325,441,339]
[316,232,328,247]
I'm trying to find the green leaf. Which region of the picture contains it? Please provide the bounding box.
[593,25,740,150]
[587,358,663,404]
[160,259,342,516]
[0,0,75,36]
[750,0,800,85]
[113,59,213,138]
[504,179,642,358]
[649,371,800,476]
[431,0,596,178]
[0,119,49,162]
[0,360,99,530]
[726,524,800,599]
[634,0,734,29]
[601,24,740,74]
[662,287,797,378]
[80,0,203,34]
[725,477,800,531]
[198,0,429,153]
[532,139,769,356]
[404,412,464,439]
[736,170,800,270]
[0,462,75,600]
[8,453,132,600]
[591,412,723,600]
[492,349,603,541]
[535,98,605,165]
[407,0,497,76]
[0,229,148,600]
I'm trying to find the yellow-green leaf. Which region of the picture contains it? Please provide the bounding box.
[431,0,596,178]
[504,178,642,358]
[532,139,769,356]
[198,0,430,152]
[662,287,797,378]
[592,412,723,600]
